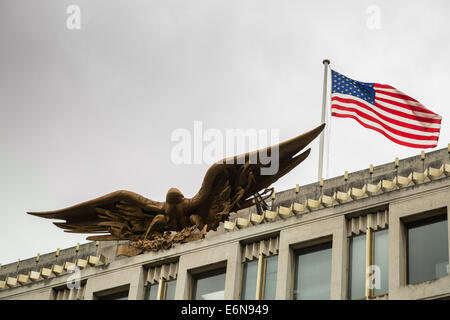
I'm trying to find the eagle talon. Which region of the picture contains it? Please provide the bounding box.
[143,214,168,240]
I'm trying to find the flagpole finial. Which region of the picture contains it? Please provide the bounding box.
[323,59,330,65]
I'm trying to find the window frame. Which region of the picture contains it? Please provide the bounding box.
[144,278,177,300]
[241,258,259,300]
[347,233,367,300]
[94,284,130,300]
[191,267,227,300]
[405,213,449,285]
[292,241,333,300]
[144,282,159,300]
[241,253,278,300]
[347,226,389,300]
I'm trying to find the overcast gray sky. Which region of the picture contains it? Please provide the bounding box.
[0,0,448,265]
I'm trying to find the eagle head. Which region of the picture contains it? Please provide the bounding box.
[166,188,184,205]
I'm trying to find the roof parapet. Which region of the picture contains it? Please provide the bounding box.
[225,148,450,233]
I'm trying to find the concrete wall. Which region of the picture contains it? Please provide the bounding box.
[276,215,347,299]
[388,186,450,299]
[175,242,242,299]
[1,148,449,300]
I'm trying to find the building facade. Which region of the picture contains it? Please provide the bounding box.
[0,148,449,300]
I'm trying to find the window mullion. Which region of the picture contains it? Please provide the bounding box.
[157,277,166,300]
[365,227,374,299]
[255,254,266,300]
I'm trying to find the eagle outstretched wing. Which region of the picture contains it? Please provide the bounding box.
[27,190,165,241]
[189,123,325,230]
[27,124,325,243]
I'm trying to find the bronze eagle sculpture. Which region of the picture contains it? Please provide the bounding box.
[28,124,324,251]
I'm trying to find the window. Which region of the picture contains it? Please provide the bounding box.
[95,285,129,300]
[347,209,389,299]
[165,279,176,300]
[293,242,332,300]
[241,260,258,300]
[192,268,226,300]
[264,255,278,300]
[374,229,389,295]
[241,255,278,300]
[145,262,178,300]
[144,283,158,300]
[348,234,366,299]
[407,214,449,284]
[144,279,176,300]
[53,282,86,300]
[241,237,279,300]
[348,228,389,299]
[98,291,128,300]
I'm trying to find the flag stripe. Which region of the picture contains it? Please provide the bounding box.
[373,83,395,90]
[331,112,437,148]
[375,96,442,119]
[332,100,439,139]
[331,103,439,141]
[332,99,440,134]
[374,93,441,119]
[374,89,421,104]
[376,87,440,116]
[374,99,442,122]
[374,100,441,124]
[375,92,422,106]
[332,95,441,129]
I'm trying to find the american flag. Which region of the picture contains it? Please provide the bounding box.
[330,70,442,149]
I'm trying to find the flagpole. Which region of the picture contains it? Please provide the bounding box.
[318,59,330,181]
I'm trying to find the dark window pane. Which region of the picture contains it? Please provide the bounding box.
[348,234,366,299]
[97,290,128,300]
[165,280,176,300]
[263,255,278,300]
[193,268,226,300]
[144,283,158,300]
[374,229,389,295]
[241,260,258,300]
[293,242,332,300]
[408,216,449,284]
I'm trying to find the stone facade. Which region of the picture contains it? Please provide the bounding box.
[1,148,449,300]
